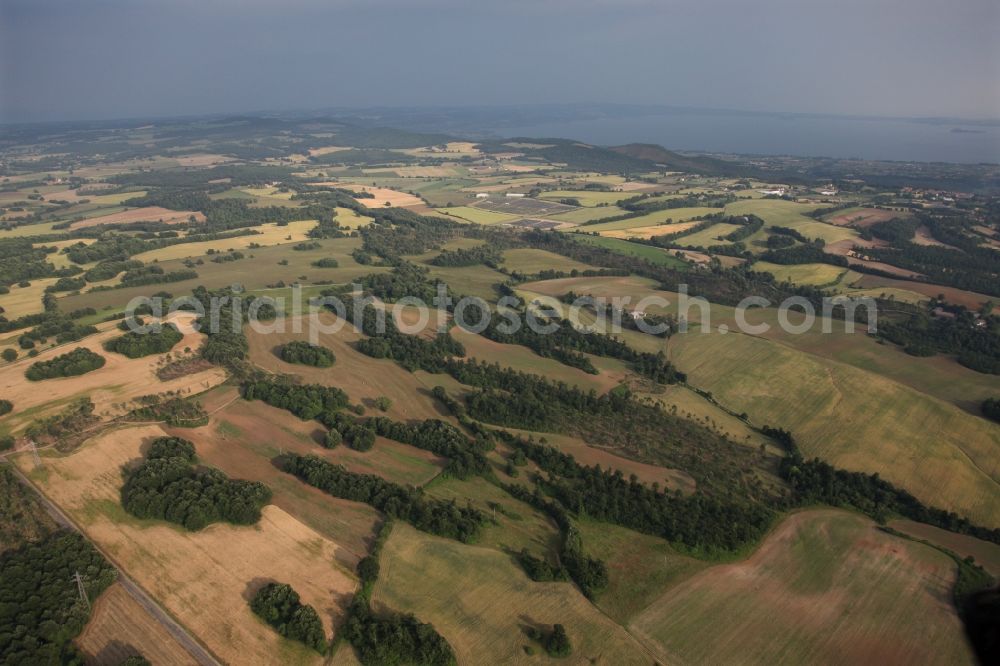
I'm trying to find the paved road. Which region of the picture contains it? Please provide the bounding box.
[7,463,222,666]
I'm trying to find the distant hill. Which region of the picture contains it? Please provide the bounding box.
[608,143,750,176]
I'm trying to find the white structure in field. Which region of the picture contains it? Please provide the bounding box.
[475,192,490,199]
[505,192,526,198]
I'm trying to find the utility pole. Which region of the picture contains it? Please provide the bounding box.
[73,571,90,610]
[27,440,41,469]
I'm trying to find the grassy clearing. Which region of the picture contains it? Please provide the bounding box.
[581,207,721,233]
[425,264,509,301]
[670,222,744,247]
[501,248,596,274]
[725,199,858,244]
[578,520,708,624]
[424,477,560,558]
[372,523,656,664]
[631,510,973,665]
[334,206,373,229]
[753,261,851,287]
[566,234,688,268]
[670,331,1000,526]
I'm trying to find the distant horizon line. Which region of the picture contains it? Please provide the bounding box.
[3,102,1000,129]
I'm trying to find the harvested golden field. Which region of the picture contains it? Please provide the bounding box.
[372,523,657,664]
[600,220,703,239]
[133,220,317,262]
[630,510,974,665]
[18,424,358,666]
[245,312,451,423]
[0,277,61,319]
[851,274,993,309]
[69,207,205,230]
[168,396,385,561]
[75,583,194,666]
[669,331,1000,526]
[334,184,426,208]
[0,313,226,433]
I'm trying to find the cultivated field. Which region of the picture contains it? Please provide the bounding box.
[599,220,704,239]
[17,424,358,666]
[500,248,596,274]
[132,220,317,262]
[669,331,1000,526]
[725,199,858,244]
[75,583,195,666]
[824,207,901,227]
[753,261,852,286]
[69,207,205,230]
[630,510,974,665]
[372,523,658,664]
[334,184,426,208]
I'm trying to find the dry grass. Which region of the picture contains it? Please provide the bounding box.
[133,220,317,262]
[245,312,452,423]
[75,583,194,666]
[630,510,974,665]
[334,184,426,209]
[17,423,358,666]
[0,313,226,434]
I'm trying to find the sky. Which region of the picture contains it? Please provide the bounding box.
[1,0,998,123]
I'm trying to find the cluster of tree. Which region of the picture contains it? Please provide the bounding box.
[278,341,336,367]
[769,225,810,243]
[429,244,502,267]
[119,265,198,287]
[524,624,572,658]
[209,250,245,264]
[759,244,848,267]
[560,291,675,339]
[500,483,608,599]
[344,298,466,372]
[104,323,183,358]
[120,436,272,530]
[49,276,86,292]
[24,398,97,443]
[281,454,484,542]
[293,241,322,251]
[243,379,350,421]
[342,598,456,666]
[0,399,11,416]
[187,286,275,368]
[506,435,775,555]
[470,306,685,384]
[863,216,1000,297]
[876,308,1000,374]
[249,583,327,653]
[125,396,209,427]
[0,238,81,287]
[365,416,491,478]
[722,215,765,242]
[359,261,444,303]
[311,257,340,268]
[777,437,1000,544]
[17,315,98,349]
[983,398,1000,423]
[84,259,143,282]
[0,531,116,664]
[25,347,105,381]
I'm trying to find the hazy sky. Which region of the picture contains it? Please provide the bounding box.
[2,0,998,123]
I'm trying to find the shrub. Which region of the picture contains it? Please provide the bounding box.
[0,399,12,416]
[1,348,15,362]
[312,257,340,268]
